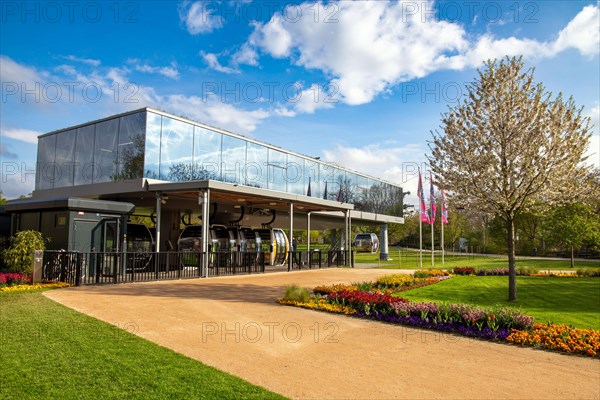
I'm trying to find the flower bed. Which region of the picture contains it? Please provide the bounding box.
[278,274,600,358]
[0,272,30,287]
[507,323,600,357]
[0,282,72,292]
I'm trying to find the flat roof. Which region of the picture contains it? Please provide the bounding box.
[5,197,135,214]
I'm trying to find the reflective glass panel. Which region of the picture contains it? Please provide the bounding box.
[304,160,321,199]
[94,118,119,183]
[116,112,146,180]
[221,135,246,184]
[53,129,76,188]
[36,134,56,190]
[74,125,96,185]
[144,112,161,180]
[194,126,222,180]
[286,154,305,195]
[160,117,194,181]
[245,142,267,188]
[267,149,287,192]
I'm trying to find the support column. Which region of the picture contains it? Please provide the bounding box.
[288,202,294,271]
[380,223,390,261]
[155,192,162,252]
[200,189,210,278]
[307,212,311,253]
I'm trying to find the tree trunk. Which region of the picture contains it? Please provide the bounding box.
[506,218,517,301]
[570,245,575,268]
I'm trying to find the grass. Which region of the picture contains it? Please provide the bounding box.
[399,276,600,330]
[353,249,600,270]
[0,289,286,400]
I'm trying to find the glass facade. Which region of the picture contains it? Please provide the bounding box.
[35,109,403,216]
[36,111,146,188]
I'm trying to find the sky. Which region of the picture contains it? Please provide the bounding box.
[1,0,599,203]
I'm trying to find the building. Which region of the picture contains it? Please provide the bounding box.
[6,107,405,274]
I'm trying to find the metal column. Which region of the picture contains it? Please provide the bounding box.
[380,223,390,261]
[200,189,210,278]
[288,202,294,271]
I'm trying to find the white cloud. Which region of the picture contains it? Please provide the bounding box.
[61,55,101,67]
[1,128,42,144]
[553,5,600,57]
[585,104,600,168]
[242,2,599,107]
[0,55,45,85]
[133,62,180,79]
[293,83,335,114]
[199,51,239,74]
[179,1,223,34]
[231,43,259,66]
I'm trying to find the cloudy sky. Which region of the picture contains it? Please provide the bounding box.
[1,0,598,202]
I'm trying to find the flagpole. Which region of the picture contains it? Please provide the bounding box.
[441,217,445,266]
[431,217,434,267]
[419,212,423,269]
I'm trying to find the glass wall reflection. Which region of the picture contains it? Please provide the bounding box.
[34,109,403,217]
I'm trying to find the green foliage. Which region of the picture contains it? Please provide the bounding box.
[352,281,374,292]
[283,284,311,303]
[2,230,47,274]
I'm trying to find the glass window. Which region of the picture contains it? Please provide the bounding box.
[221,135,246,184]
[144,112,161,180]
[94,118,119,183]
[286,154,305,195]
[267,149,287,192]
[321,163,338,201]
[160,117,194,181]
[194,126,222,180]
[74,125,96,185]
[36,134,56,190]
[304,160,321,199]
[245,142,267,188]
[53,129,76,188]
[116,112,146,180]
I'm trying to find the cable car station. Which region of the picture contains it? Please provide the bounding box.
[5,108,405,284]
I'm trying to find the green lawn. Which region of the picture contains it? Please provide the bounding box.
[0,290,285,400]
[353,249,600,270]
[399,276,600,330]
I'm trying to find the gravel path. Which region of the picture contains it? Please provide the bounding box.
[45,269,600,399]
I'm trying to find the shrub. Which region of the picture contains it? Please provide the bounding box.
[413,269,450,278]
[452,267,475,275]
[283,284,311,303]
[2,230,47,274]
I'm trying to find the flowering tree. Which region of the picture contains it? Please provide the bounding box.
[428,56,592,301]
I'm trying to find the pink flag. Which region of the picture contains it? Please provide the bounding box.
[418,170,430,224]
[429,178,436,225]
[441,189,448,224]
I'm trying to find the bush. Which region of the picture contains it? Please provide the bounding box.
[283,284,311,303]
[2,230,47,274]
[452,267,475,275]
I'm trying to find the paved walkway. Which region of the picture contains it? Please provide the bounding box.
[45,269,600,399]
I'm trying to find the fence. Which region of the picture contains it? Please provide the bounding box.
[40,250,266,286]
[39,249,351,285]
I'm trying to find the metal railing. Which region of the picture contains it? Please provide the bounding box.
[40,250,266,286]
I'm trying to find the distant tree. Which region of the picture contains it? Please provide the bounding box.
[544,202,600,267]
[0,190,6,204]
[429,56,592,301]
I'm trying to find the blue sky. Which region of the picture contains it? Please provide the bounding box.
[1,0,599,202]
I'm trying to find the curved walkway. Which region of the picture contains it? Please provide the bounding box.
[45,269,600,399]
